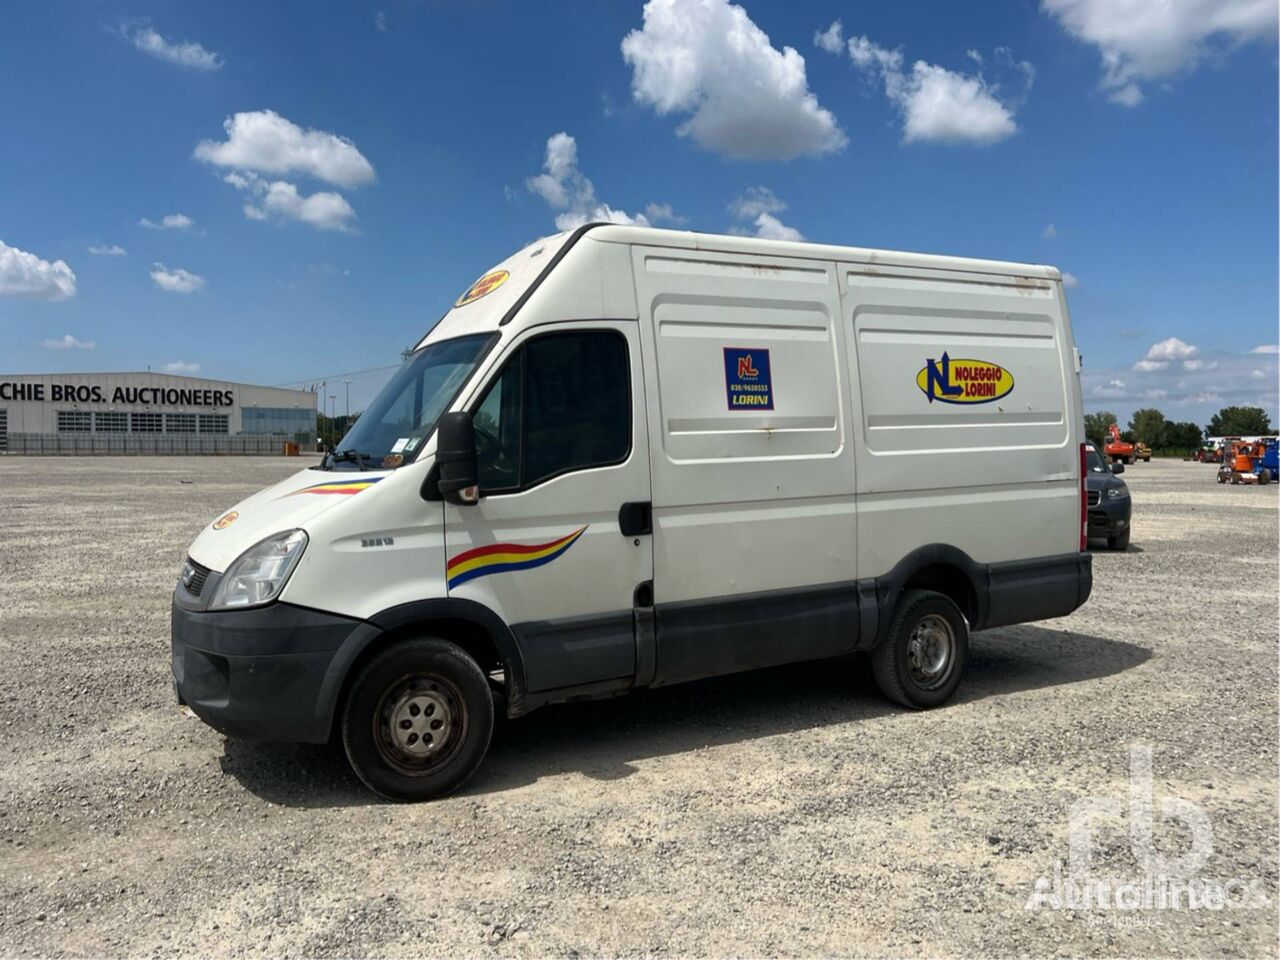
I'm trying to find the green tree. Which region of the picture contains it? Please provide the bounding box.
[1084,411,1117,448]
[1207,406,1273,437]
[1128,408,1168,447]
[1166,421,1204,453]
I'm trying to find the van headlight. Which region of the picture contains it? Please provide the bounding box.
[209,530,308,610]
[1106,487,1129,500]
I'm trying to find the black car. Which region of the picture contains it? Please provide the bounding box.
[1085,441,1132,550]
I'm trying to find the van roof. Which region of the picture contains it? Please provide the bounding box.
[588,224,1062,282]
[419,223,1063,349]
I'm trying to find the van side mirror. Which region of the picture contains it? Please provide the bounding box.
[1111,462,1125,475]
[435,411,480,505]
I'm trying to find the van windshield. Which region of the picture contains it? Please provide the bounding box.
[323,334,496,471]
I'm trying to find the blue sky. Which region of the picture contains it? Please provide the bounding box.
[1,0,1276,427]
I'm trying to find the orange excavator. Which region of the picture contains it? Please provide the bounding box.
[1104,423,1135,464]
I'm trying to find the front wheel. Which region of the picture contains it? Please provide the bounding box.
[1108,529,1131,550]
[1260,469,1272,485]
[341,638,494,801]
[871,590,968,710]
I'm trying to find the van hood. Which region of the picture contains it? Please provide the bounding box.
[187,467,390,572]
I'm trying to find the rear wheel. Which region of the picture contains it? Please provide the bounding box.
[871,590,968,710]
[341,638,494,802]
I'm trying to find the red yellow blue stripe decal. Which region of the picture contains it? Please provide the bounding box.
[279,477,384,499]
[447,526,587,589]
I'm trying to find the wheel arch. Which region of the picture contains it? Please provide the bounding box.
[871,544,987,645]
[314,598,528,739]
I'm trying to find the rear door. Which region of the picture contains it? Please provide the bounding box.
[631,244,859,687]
[442,321,653,695]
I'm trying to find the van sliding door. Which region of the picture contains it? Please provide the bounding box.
[631,244,859,686]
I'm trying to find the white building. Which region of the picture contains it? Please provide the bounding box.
[0,372,316,453]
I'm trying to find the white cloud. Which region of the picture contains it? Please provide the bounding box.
[140,213,194,231]
[1251,344,1279,354]
[121,24,221,71]
[750,212,805,242]
[41,334,95,350]
[728,185,788,220]
[1108,83,1144,107]
[1145,336,1199,361]
[1062,271,1079,288]
[88,244,127,256]
[1086,346,1279,416]
[1042,0,1278,105]
[814,20,844,54]
[527,132,653,231]
[163,361,201,374]
[1042,223,1058,239]
[644,202,687,226]
[621,0,846,161]
[0,239,77,300]
[226,172,357,232]
[194,110,375,188]
[375,11,387,32]
[834,35,1028,145]
[728,187,804,240]
[150,263,205,294]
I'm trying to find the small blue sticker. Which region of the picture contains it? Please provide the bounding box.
[723,347,774,410]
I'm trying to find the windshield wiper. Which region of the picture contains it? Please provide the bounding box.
[328,449,379,470]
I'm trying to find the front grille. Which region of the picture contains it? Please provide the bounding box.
[182,558,211,597]
[1087,491,1101,506]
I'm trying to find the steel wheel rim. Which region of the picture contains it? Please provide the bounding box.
[907,613,955,689]
[373,673,467,776]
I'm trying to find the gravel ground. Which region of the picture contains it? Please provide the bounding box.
[0,456,1276,958]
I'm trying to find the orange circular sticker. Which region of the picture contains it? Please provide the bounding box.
[213,510,239,530]
[455,269,509,307]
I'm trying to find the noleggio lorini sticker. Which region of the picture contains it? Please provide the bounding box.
[917,353,1014,404]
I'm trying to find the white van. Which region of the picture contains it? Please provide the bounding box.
[173,224,1092,800]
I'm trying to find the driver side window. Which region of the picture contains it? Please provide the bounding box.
[473,358,522,492]
[472,330,630,494]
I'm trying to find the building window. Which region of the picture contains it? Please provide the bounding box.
[241,406,316,437]
[166,413,197,433]
[94,412,128,433]
[57,410,93,433]
[198,414,229,434]
[0,409,7,451]
[130,412,163,433]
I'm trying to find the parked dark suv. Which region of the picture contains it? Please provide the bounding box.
[1085,441,1132,550]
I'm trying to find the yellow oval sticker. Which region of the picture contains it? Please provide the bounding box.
[213,510,239,530]
[455,269,510,308]
[916,354,1014,405]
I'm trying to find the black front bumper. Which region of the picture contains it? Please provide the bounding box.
[1087,494,1132,538]
[171,597,363,743]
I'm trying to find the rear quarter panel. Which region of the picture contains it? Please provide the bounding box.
[843,263,1079,574]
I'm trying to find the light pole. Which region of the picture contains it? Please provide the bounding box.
[328,395,337,449]
[342,377,353,431]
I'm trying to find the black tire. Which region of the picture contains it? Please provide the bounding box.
[1107,529,1131,550]
[870,590,968,710]
[1260,469,1272,485]
[341,637,494,802]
